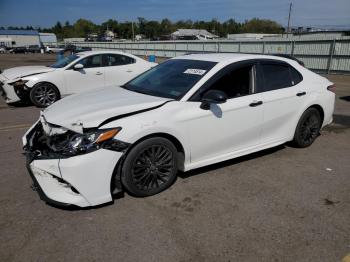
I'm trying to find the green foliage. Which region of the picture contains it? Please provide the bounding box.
[20,17,284,40]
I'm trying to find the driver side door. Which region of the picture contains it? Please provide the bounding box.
[63,54,105,94]
[184,61,264,166]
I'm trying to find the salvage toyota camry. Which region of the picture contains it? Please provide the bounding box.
[23,53,335,207]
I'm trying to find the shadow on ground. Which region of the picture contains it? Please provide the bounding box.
[339,96,350,102]
[178,145,285,179]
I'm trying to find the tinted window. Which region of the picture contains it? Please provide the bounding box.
[79,55,102,68]
[290,67,302,85]
[105,54,135,66]
[123,59,216,99]
[261,64,293,91]
[51,54,79,68]
[202,65,253,99]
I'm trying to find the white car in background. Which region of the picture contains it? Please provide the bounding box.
[45,46,65,53]
[23,53,335,208]
[0,51,157,107]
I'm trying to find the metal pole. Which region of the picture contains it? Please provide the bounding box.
[327,39,336,74]
[262,42,265,54]
[131,22,135,42]
[287,2,292,38]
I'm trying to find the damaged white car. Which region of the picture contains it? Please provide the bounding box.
[0,50,156,107]
[23,53,335,207]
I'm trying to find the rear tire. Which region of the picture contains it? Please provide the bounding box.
[292,108,322,148]
[121,137,178,197]
[30,82,60,107]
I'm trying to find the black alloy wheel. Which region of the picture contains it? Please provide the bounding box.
[293,108,322,148]
[122,137,178,197]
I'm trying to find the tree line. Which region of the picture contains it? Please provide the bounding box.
[3,17,285,40]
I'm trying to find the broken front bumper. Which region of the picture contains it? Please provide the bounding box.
[26,149,123,207]
[0,76,21,103]
[24,122,125,208]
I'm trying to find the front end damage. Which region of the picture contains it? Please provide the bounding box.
[23,119,130,207]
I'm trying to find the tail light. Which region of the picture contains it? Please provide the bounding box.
[327,84,336,93]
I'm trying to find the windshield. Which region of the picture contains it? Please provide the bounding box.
[50,54,79,68]
[123,59,217,99]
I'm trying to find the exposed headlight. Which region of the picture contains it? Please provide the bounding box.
[9,79,28,87]
[48,128,122,156]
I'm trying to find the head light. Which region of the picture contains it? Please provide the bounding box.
[9,79,28,87]
[64,128,121,155]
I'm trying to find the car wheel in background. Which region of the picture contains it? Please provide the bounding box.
[293,108,322,148]
[30,82,60,107]
[122,137,178,197]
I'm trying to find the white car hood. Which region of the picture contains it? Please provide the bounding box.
[1,66,55,80]
[42,86,170,132]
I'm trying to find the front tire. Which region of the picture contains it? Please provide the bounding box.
[30,83,60,107]
[121,137,178,197]
[293,108,322,148]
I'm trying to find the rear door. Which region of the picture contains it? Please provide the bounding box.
[257,60,305,144]
[63,54,105,94]
[103,54,141,86]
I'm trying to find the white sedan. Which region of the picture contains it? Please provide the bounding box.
[23,53,335,207]
[0,50,157,107]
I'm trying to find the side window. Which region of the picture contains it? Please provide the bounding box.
[290,67,303,85]
[105,54,135,66]
[261,64,293,91]
[79,55,102,68]
[203,65,254,99]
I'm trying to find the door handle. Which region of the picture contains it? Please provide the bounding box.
[96,72,103,75]
[249,101,263,107]
[126,69,133,73]
[296,91,306,96]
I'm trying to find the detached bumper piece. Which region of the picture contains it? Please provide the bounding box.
[27,159,91,207]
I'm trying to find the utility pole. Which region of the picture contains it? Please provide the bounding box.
[287,2,293,37]
[131,22,135,42]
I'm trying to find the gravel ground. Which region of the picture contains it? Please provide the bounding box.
[0,54,349,262]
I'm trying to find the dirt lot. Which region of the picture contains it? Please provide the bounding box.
[0,54,349,262]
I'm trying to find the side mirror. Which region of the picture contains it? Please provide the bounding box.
[200,90,227,110]
[73,63,84,70]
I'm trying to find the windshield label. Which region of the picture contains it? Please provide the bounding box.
[183,68,207,75]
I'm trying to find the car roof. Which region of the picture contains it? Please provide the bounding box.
[172,53,296,65]
[78,50,133,57]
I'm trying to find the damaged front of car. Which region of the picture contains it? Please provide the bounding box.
[0,66,55,104]
[23,115,130,207]
[22,85,171,207]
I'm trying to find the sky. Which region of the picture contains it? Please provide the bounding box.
[0,0,349,29]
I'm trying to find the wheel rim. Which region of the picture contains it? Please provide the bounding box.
[33,85,56,106]
[131,145,174,191]
[300,114,320,144]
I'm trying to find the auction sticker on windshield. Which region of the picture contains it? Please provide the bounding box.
[183,68,207,75]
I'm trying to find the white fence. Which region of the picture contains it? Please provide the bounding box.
[75,39,350,73]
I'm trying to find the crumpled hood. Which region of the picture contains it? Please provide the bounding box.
[42,86,170,132]
[1,66,55,80]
